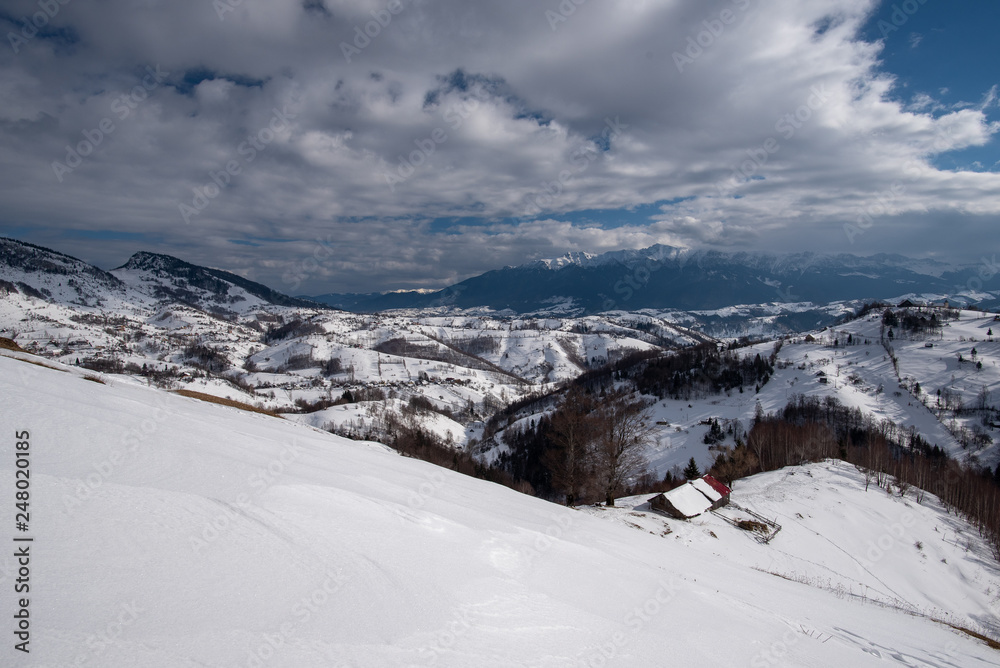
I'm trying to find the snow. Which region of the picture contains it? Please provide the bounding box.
[2,350,1000,666]
[690,477,723,503]
[662,482,715,518]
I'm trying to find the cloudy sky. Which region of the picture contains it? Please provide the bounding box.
[1,0,998,295]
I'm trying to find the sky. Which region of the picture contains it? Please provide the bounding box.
[0,0,998,295]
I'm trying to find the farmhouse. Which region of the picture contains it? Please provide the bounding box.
[649,475,732,520]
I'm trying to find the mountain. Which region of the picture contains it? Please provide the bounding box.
[2,350,998,666]
[0,237,321,313]
[0,236,127,307]
[112,251,320,311]
[309,245,986,314]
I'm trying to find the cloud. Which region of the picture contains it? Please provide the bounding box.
[0,0,998,294]
[908,32,923,48]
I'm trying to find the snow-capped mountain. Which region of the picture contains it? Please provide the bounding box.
[309,244,992,314]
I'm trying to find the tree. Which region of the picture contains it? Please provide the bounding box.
[703,418,724,445]
[977,385,992,413]
[593,389,654,506]
[710,445,758,488]
[322,356,343,377]
[544,386,598,506]
[683,457,701,480]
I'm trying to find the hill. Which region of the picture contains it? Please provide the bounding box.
[1,350,998,666]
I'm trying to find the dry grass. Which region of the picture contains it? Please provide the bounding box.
[173,389,282,418]
[0,337,26,352]
[0,349,67,372]
[943,622,1000,651]
[83,375,106,384]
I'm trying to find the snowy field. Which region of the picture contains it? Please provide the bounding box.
[1,350,999,667]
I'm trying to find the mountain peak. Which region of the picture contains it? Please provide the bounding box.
[115,251,192,273]
[532,244,687,271]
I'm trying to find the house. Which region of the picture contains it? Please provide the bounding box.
[699,474,732,507]
[649,475,732,519]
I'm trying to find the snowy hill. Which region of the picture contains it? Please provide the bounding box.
[0,238,319,315]
[482,306,1000,489]
[112,251,320,312]
[0,236,129,308]
[1,350,998,666]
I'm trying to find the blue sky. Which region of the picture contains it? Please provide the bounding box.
[860,1,999,172]
[0,0,997,294]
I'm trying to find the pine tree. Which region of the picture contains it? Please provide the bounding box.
[683,457,701,480]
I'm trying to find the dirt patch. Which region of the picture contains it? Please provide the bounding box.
[0,337,26,352]
[737,519,771,534]
[174,389,282,418]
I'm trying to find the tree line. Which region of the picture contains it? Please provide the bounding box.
[710,394,1000,560]
[494,386,660,506]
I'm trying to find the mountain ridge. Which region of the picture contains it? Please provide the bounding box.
[308,245,983,314]
[0,237,323,313]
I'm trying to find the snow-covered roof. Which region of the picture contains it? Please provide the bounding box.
[701,474,732,497]
[690,477,723,503]
[663,483,714,518]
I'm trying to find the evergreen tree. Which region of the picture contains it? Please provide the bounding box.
[683,457,701,480]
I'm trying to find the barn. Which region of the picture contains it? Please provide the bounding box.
[649,475,732,519]
[699,474,732,507]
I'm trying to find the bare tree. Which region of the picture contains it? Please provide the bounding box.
[544,386,598,506]
[593,389,654,506]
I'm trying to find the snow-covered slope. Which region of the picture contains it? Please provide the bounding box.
[1,351,998,666]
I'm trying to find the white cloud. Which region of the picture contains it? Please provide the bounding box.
[0,0,997,293]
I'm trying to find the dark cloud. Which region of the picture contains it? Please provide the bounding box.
[0,0,997,294]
